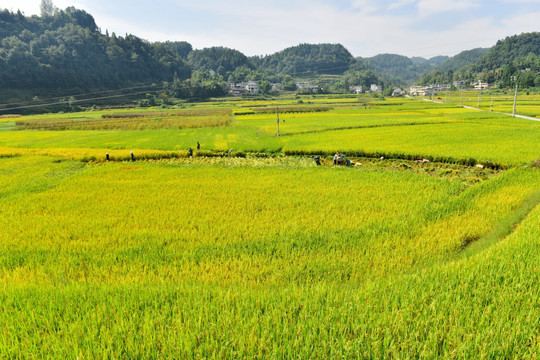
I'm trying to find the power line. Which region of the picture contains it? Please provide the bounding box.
[0,88,165,112]
[0,83,162,108]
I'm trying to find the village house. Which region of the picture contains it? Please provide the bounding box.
[227,81,259,96]
[349,85,363,94]
[432,84,451,91]
[410,86,427,96]
[246,81,258,95]
[409,84,449,96]
[296,82,318,92]
[473,80,489,90]
[271,83,282,91]
[409,85,435,97]
[370,84,382,92]
[392,88,405,96]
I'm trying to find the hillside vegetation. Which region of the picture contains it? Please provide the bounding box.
[1,6,539,112]
[365,53,444,86]
[419,33,540,88]
[418,48,489,85]
[0,8,190,89]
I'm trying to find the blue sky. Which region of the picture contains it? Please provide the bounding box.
[3,0,540,58]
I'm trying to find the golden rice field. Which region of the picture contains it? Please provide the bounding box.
[2,96,540,167]
[14,108,232,130]
[434,91,540,118]
[0,95,540,358]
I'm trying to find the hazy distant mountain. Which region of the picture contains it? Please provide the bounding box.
[437,48,489,73]
[428,56,451,66]
[416,48,489,85]
[410,56,449,66]
[364,54,444,85]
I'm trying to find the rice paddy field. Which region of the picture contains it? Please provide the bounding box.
[1,94,540,358]
[433,91,540,119]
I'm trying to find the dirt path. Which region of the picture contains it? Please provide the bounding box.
[407,96,540,122]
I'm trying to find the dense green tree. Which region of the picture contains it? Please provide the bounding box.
[364,54,439,86]
[187,47,252,74]
[258,79,271,95]
[281,75,297,91]
[258,43,354,77]
[40,0,58,17]
[161,41,193,59]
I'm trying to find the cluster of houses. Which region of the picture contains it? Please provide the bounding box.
[295,82,319,92]
[410,81,490,96]
[350,84,384,93]
[226,81,394,96]
[227,81,260,96]
[351,84,404,96]
[227,79,491,97]
[410,84,451,96]
[227,81,321,96]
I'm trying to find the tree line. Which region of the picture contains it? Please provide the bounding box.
[417,33,540,88]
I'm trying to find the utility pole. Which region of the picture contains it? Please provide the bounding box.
[512,83,518,117]
[477,91,481,108]
[460,89,463,108]
[276,105,280,136]
[490,95,493,112]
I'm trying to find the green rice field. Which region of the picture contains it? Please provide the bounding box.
[0,95,539,358]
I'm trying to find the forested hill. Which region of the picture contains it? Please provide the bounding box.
[437,48,489,73]
[0,7,377,100]
[0,8,190,89]
[472,32,540,88]
[474,32,540,72]
[187,47,252,75]
[253,43,355,76]
[363,54,446,86]
[417,33,540,88]
[417,48,489,85]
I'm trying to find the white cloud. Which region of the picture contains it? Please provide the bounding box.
[417,0,480,16]
[388,0,417,11]
[500,11,540,33]
[351,0,380,13]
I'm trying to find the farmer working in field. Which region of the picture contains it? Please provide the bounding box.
[333,152,340,165]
